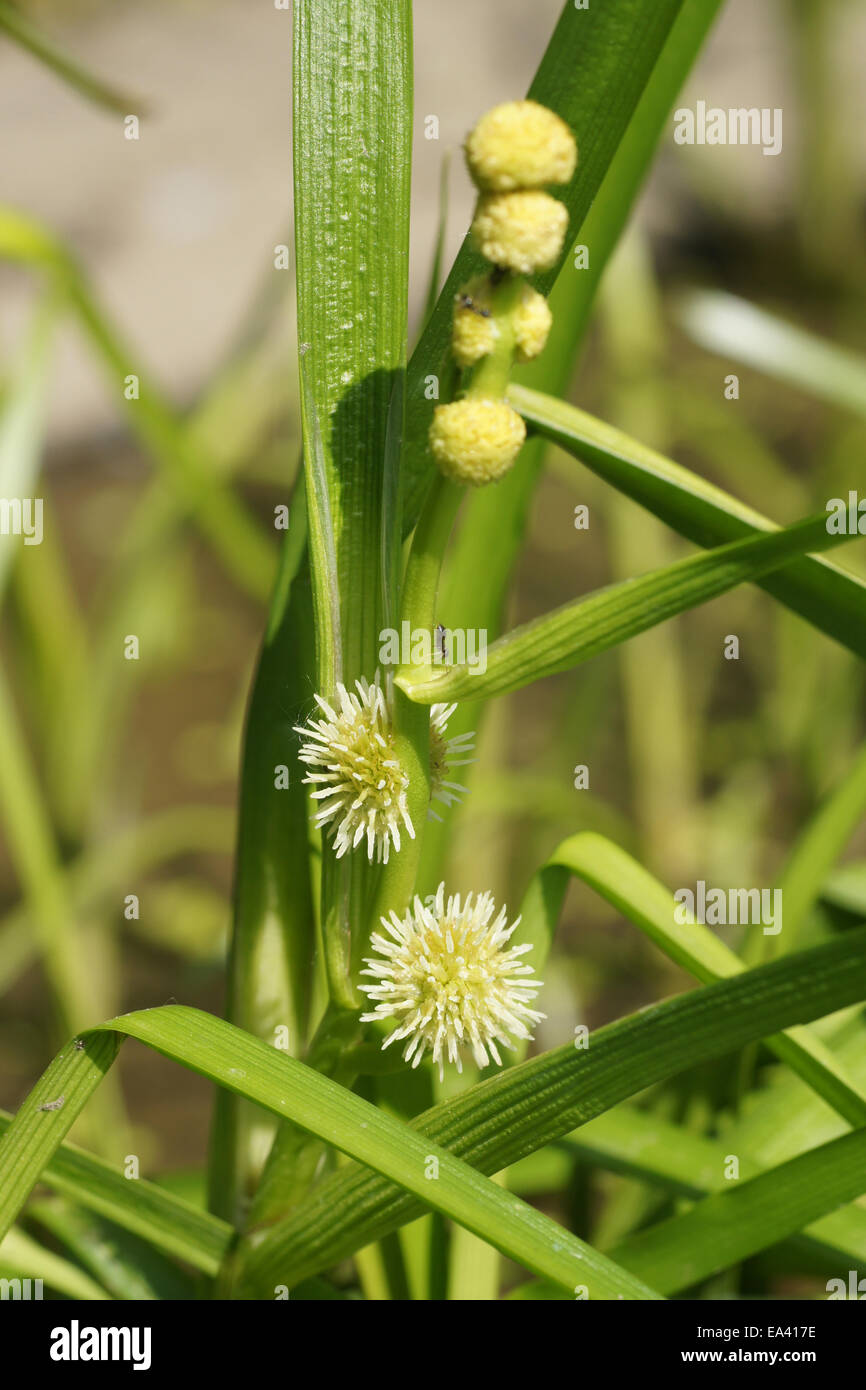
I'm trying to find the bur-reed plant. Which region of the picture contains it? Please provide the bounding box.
[1,0,865,1303]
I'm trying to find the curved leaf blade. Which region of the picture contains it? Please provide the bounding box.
[541,832,866,1127]
[399,512,858,703]
[0,1010,659,1299]
[508,382,866,659]
[611,1127,866,1294]
[238,927,866,1291]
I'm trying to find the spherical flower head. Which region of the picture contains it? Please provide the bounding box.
[294,678,414,864]
[514,285,553,361]
[429,397,526,485]
[465,100,577,192]
[472,190,569,275]
[428,702,475,820]
[452,279,497,368]
[360,883,545,1078]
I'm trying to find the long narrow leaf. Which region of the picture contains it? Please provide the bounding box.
[0,207,275,602]
[0,1111,231,1276]
[540,832,866,1127]
[563,1106,866,1271]
[508,382,866,659]
[611,1128,866,1294]
[294,0,412,682]
[237,928,866,1292]
[0,1226,109,1302]
[0,0,139,115]
[676,289,866,418]
[208,512,317,1225]
[399,512,858,703]
[0,1010,659,1299]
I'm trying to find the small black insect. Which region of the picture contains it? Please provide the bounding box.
[457,293,491,319]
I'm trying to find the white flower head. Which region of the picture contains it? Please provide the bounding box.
[295,678,414,864]
[360,882,545,1079]
[429,702,475,820]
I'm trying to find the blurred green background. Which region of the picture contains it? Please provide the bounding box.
[1,0,865,1215]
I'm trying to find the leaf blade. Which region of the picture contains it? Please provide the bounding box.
[238,927,866,1291]
[0,1010,659,1299]
[611,1128,866,1294]
[508,382,866,659]
[400,512,858,703]
[294,0,412,683]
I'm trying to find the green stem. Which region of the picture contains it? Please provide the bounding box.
[400,471,464,652]
[463,272,524,401]
[320,855,359,1012]
[367,473,463,934]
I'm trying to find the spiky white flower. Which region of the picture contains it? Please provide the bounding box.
[295,679,414,864]
[429,702,475,820]
[360,883,545,1079]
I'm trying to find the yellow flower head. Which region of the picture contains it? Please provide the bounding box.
[472,191,569,275]
[294,679,414,864]
[359,882,545,1078]
[451,279,497,368]
[429,398,526,485]
[465,100,577,192]
[513,285,553,361]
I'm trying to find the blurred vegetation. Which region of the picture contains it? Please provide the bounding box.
[0,0,864,1295]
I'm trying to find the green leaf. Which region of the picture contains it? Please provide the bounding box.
[0,1032,121,1240]
[508,382,866,659]
[237,927,866,1291]
[402,0,689,526]
[0,207,275,602]
[676,289,866,418]
[0,1009,659,1300]
[559,1106,866,1272]
[27,1198,194,1300]
[610,1127,866,1294]
[772,741,866,950]
[208,515,318,1225]
[823,861,866,917]
[278,0,416,1231]
[0,1110,231,1276]
[0,295,55,596]
[0,804,234,998]
[0,664,100,1037]
[0,1226,110,1301]
[294,0,412,684]
[0,0,140,116]
[539,832,866,1127]
[399,512,858,703]
[526,0,723,370]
